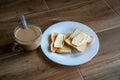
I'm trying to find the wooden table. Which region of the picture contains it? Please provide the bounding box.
[0,0,120,80]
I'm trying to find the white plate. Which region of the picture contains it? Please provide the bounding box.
[40,21,99,66]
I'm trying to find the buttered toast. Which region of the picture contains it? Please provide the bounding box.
[50,32,71,54]
[50,28,93,54]
[65,28,93,52]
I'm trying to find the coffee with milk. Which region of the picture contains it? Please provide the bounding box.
[14,24,42,51]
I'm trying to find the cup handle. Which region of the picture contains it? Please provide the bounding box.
[12,42,23,52]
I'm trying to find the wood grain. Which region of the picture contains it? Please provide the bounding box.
[0,0,48,21]
[1,27,120,80]
[105,0,120,15]
[1,0,120,32]
[0,0,120,80]
[45,0,91,9]
[0,49,84,80]
[79,27,120,80]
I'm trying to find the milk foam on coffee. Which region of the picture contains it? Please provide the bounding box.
[14,24,42,50]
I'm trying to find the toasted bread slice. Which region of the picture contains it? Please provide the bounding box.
[50,33,57,52]
[75,43,87,52]
[50,33,71,54]
[65,28,93,53]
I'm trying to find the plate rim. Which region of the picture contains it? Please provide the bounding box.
[40,21,99,66]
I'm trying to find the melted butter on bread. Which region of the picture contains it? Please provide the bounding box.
[65,28,94,53]
[54,34,64,48]
[72,31,88,46]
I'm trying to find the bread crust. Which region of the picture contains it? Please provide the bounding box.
[65,28,93,53]
[50,33,71,54]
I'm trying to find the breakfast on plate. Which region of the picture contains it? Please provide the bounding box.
[50,32,72,54]
[50,28,94,54]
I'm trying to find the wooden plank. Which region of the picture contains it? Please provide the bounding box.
[20,0,120,33]
[0,0,48,21]
[0,22,21,60]
[105,0,120,15]
[0,50,84,80]
[1,0,120,32]
[79,27,120,80]
[45,0,91,9]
